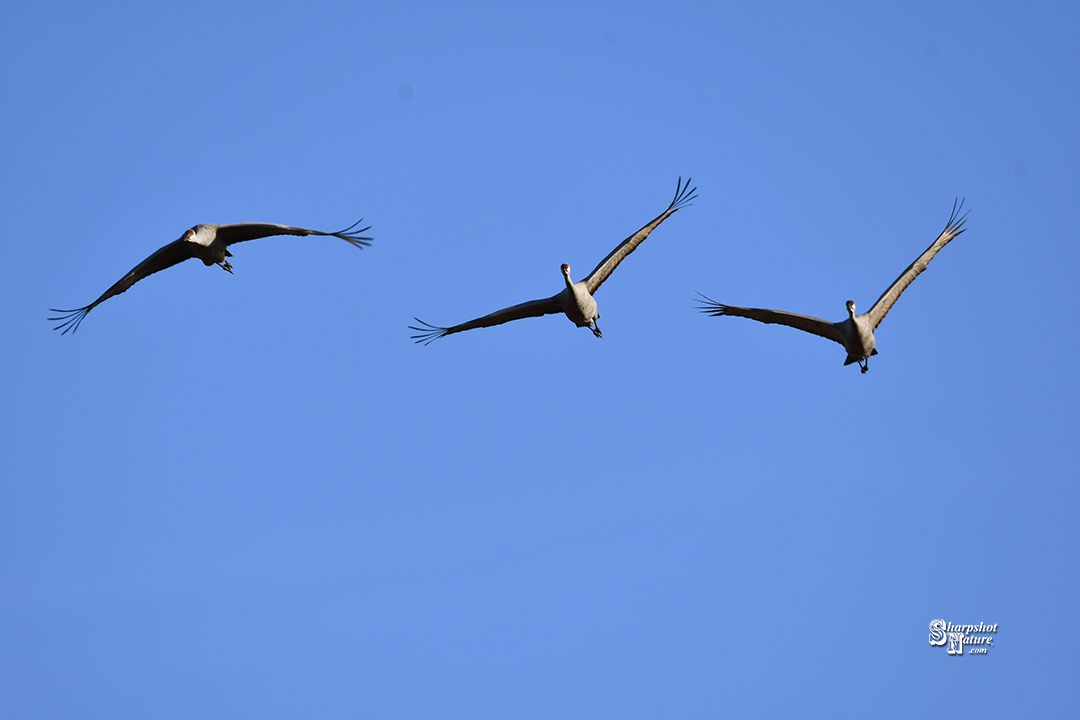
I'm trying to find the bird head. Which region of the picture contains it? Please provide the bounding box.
[182,224,218,247]
[846,300,856,315]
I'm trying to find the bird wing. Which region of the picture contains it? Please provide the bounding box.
[48,239,198,334]
[583,177,697,295]
[216,219,373,249]
[695,293,846,347]
[410,295,564,344]
[866,199,967,331]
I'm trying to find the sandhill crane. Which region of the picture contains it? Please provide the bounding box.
[410,178,696,344]
[49,220,372,334]
[696,200,967,373]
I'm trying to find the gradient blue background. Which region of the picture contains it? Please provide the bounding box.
[2,1,1077,716]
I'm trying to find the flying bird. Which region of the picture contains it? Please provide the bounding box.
[696,200,967,373]
[50,220,372,334]
[410,177,696,344]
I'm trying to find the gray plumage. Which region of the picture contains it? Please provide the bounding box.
[50,220,371,334]
[410,178,696,344]
[696,200,967,373]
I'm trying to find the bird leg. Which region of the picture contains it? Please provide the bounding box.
[591,321,602,339]
[860,359,869,373]
[218,260,234,274]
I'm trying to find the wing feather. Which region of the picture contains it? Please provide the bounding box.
[695,293,846,346]
[410,296,563,344]
[583,177,697,295]
[49,239,197,334]
[216,219,373,249]
[866,200,967,330]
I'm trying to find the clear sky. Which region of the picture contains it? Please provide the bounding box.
[2,1,1077,716]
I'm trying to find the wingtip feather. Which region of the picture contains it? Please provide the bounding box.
[47,306,92,335]
[330,219,374,248]
[408,318,449,345]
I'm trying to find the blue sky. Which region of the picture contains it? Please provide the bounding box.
[2,1,1077,716]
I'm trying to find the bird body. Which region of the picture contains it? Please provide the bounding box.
[411,178,696,344]
[559,263,601,336]
[837,302,878,367]
[697,200,967,373]
[182,224,234,270]
[50,220,372,334]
